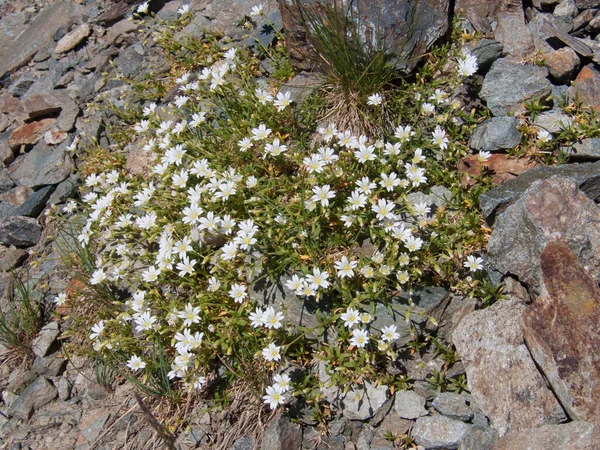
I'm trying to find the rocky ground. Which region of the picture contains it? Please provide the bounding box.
[0,0,600,449]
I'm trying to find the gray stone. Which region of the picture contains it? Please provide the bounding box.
[48,174,80,205]
[0,2,79,79]
[231,436,255,450]
[113,45,145,79]
[7,376,57,420]
[10,141,74,188]
[31,322,60,358]
[57,377,71,401]
[573,8,596,31]
[468,39,503,73]
[0,216,42,248]
[413,415,471,450]
[553,0,578,18]
[393,390,427,419]
[406,186,452,210]
[493,421,595,450]
[469,117,522,152]
[453,297,567,437]
[495,12,535,60]
[261,414,302,450]
[54,23,90,54]
[479,161,600,225]
[533,109,574,133]
[0,137,14,167]
[458,425,499,450]
[568,138,600,161]
[481,59,552,116]
[31,354,67,377]
[0,169,15,193]
[0,202,17,219]
[278,72,324,104]
[79,408,110,443]
[544,47,580,82]
[338,382,389,421]
[9,73,36,98]
[431,392,474,422]
[12,186,54,218]
[487,177,600,291]
[0,247,27,272]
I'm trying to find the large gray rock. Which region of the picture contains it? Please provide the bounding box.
[479,161,600,225]
[487,177,600,291]
[54,23,91,54]
[533,109,574,133]
[468,39,503,73]
[9,141,74,188]
[493,421,596,450]
[494,12,535,60]
[12,186,54,218]
[431,392,474,422]
[480,59,552,116]
[7,376,57,420]
[261,414,301,450]
[31,322,60,358]
[0,216,42,248]
[569,138,600,161]
[413,415,471,450]
[338,381,389,420]
[453,297,567,437]
[0,2,80,78]
[469,117,522,152]
[394,390,427,419]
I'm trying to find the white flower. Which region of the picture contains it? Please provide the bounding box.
[421,102,436,115]
[354,145,377,163]
[311,185,336,207]
[340,307,360,328]
[134,311,157,332]
[347,190,368,210]
[394,125,415,143]
[177,4,190,14]
[334,256,357,278]
[397,270,410,284]
[263,307,285,329]
[190,112,206,128]
[349,328,369,348]
[403,235,424,252]
[249,307,266,328]
[264,139,288,157]
[273,91,292,111]
[251,123,272,141]
[464,255,484,272]
[178,303,201,327]
[457,53,478,77]
[90,320,105,340]
[208,276,221,292]
[273,373,291,392]
[367,93,382,105]
[372,199,395,221]
[537,129,552,143]
[412,202,430,217]
[356,176,377,195]
[262,342,282,361]
[250,3,264,17]
[255,88,273,104]
[263,384,286,409]
[136,1,149,14]
[228,283,248,303]
[90,269,107,285]
[380,325,400,342]
[54,293,68,306]
[431,126,449,150]
[477,151,492,162]
[306,267,330,290]
[380,172,401,192]
[127,355,146,371]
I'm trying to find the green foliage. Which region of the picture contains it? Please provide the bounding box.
[0,274,42,352]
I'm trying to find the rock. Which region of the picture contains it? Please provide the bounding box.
[469,117,522,152]
[54,23,90,54]
[104,18,140,45]
[0,247,27,272]
[573,8,596,31]
[406,186,452,210]
[9,73,36,98]
[261,414,302,450]
[57,377,71,401]
[454,0,522,33]
[44,128,68,145]
[413,415,471,450]
[568,138,600,161]
[48,174,80,205]
[533,109,574,133]
[278,72,324,104]
[478,161,600,224]
[7,376,57,420]
[459,425,499,450]
[0,169,14,193]
[0,216,42,248]
[576,0,600,7]
[113,44,145,79]
[31,354,67,377]
[0,2,78,79]
[487,177,600,291]
[9,118,56,148]
[554,0,578,17]
[10,141,74,188]
[522,241,600,422]
[77,408,110,444]
[468,39,503,73]
[495,12,535,60]
[231,436,255,450]
[0,137,14,166]
[458,154,540,188]
[279,0,449,72]
[21,93,63,120]
[13,185,54,217]
[393,390,427,419]
[453,297,567,437]
[31,322,60,358]
[431,392,474,422]
[338,382,389,421]
[0,185,32,207]
[493,421,596,450]
[0,202,17,218]
[481,59,552,116]
[568,64,600,111]
[544,47,580,81]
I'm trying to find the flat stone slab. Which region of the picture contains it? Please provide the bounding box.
[493,421,596,450]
